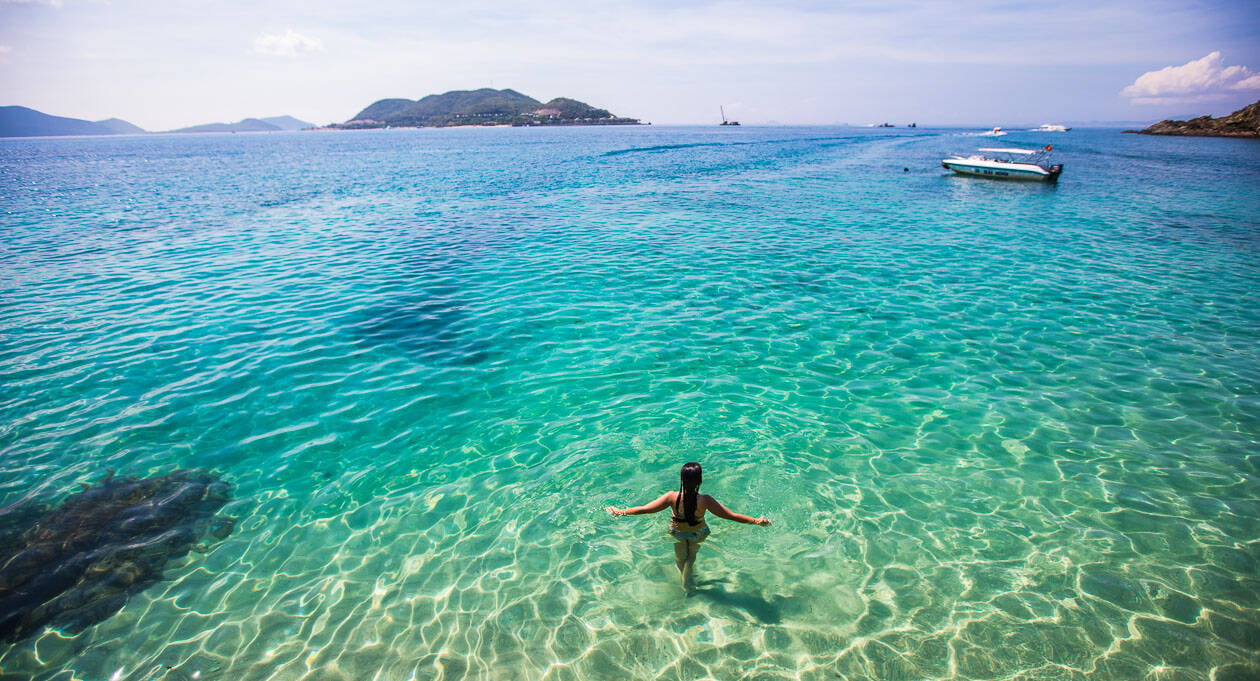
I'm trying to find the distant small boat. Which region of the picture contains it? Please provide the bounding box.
[719,106,740,126]
[1034,123,1071,132]
[980,127,1006,136]
[908,123,917,128]
[877,122,895,128]
[941,145,1062,182]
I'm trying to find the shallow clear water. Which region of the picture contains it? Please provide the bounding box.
[1,126,1258,680]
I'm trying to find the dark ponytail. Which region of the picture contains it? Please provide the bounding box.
[677,462,702,524]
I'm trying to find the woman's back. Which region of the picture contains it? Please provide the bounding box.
[670,491,708,526]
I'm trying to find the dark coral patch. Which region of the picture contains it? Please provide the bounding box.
[0,469,234,642]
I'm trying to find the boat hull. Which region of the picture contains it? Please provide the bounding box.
[941,159,1062,182]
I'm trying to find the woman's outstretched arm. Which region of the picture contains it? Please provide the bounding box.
[606,492,674,517]
[703,495,771,526]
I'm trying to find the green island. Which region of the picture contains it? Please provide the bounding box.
[1126,99,1260,138]
[332,88,641,129]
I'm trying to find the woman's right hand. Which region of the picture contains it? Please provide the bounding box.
[754,517,772,526]
[605,506,623,517]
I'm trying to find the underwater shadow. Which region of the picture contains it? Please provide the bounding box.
[346,295,493,365]
[690,578,789,624]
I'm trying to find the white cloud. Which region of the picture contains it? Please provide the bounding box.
[1122,51,1260,104]
[0,0,63,6]
[0,45,11,63]
[253,29,323,57]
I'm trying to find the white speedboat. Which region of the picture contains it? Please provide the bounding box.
[941,145,1062,182]
[980,127,1006,136]
[1034,123,1070,132]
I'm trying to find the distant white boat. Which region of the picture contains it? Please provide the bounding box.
[980,127,1006,136]
[942,145,1062,182]
[1034,124,1071,132]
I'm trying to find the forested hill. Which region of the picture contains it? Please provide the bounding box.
[338,88,640,128]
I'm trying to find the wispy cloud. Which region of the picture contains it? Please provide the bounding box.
[0,45,12,62]
[1122,51,1260,104]
[0,0,63,6]
[253,29,323,57]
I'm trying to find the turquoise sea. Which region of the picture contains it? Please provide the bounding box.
[1,126,1258,680]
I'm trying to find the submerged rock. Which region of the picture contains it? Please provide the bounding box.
[0,469,234,642]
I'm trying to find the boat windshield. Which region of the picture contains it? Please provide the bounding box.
[977,147,1041,155]
[972,144,1055,161]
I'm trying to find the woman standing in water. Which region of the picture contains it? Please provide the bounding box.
[606,462,771,588]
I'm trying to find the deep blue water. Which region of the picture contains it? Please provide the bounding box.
[1,126,1258,680]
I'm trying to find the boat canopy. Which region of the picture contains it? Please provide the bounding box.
[977,147,1042,154]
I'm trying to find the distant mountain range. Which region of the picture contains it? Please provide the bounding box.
[170,116,313,134]
[1,91,637,136]
[0,106,145,137]
[337,88,640,128]
[0,106,314,138]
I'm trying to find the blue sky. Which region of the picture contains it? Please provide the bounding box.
[2,0,1258,130]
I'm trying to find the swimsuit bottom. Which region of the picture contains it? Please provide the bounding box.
[669,525,711,542]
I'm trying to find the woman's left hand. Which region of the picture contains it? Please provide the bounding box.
[605,506,623,517]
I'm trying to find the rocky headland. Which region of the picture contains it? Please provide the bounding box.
[1127,100,1260,138]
